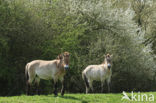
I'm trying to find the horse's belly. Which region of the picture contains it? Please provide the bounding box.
[38,74,52,80]
[88,72,101,80]
[91,76,101,81]
[36,68,53,80]
[87,69,106,81]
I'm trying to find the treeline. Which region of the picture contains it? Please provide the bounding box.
[0,0,156,96]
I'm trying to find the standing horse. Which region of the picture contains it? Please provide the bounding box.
[25,52,70,96]
[82,54,113,94]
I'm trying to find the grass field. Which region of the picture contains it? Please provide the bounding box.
[0,92,156,103]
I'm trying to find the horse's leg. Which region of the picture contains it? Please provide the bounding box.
[26,81,30,95]
[107,78,111,93]
[86,86,89,94]
[35,77,40,95]
[28,82,33,95]
[86,79,91,94]
[53,79,58,96]
[83,74,90,94]
[60,77,65,96]
[27,75,34,95]
[25,68,31,95]
[89,80,94,93]
[101,80,105,93]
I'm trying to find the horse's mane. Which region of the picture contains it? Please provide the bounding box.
[102,59,106,64]
[56,51,70,60]
[101,54,111,64]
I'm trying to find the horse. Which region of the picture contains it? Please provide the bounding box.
[25,52,70,96]
[82,54,113,94]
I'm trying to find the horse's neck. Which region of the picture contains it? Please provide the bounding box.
[103,59,108,65]
[101,60,109,69]
[56,59,64,69]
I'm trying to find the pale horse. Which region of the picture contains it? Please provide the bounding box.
[82,54,113,93]
[25,52,70,96]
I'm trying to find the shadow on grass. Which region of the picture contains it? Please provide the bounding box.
[59,95,89,103]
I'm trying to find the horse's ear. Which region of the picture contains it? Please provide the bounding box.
[57,55,59,59]
[63,52,70,57]
[104,54,106,58]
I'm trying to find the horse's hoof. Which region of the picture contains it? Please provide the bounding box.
[54,93,58,96]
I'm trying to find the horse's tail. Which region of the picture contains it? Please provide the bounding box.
[82,72,89,88]
[25,63,30,95]
[25,63,29,82]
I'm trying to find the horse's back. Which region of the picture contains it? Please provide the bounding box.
[84,65,102,72]
[26,60,43,71]
[26,60,58,80]
[27,60,56,68]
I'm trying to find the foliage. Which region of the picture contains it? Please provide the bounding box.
[0,0,156,95]
[0,92,156,103]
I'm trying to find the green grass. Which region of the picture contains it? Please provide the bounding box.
[0,92,156,103]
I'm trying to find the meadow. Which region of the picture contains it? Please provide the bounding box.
[0,92,156,103]
[0,0,156,98]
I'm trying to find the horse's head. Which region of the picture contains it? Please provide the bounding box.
[57,54,63,60]
[62,52,70,70]
[104,54,113,69]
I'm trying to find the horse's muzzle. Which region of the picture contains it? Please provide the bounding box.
[108,64,111,69]
[64,65,69,70]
